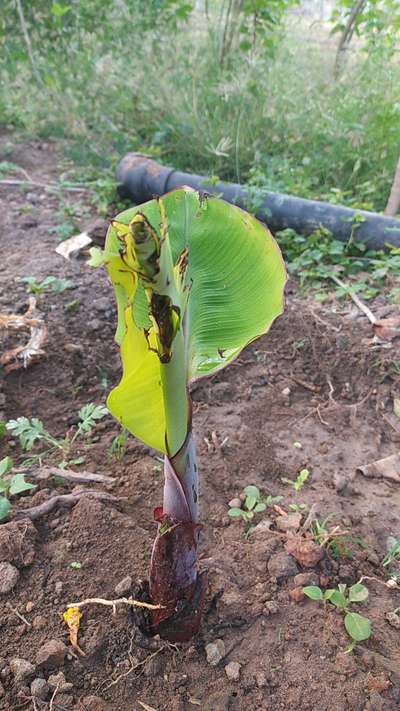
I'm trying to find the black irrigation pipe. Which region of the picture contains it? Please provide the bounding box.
[116,153,400,250]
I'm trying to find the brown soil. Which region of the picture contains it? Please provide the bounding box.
[0,136,400,711]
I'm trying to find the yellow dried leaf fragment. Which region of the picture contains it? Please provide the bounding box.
[63,606,86,656]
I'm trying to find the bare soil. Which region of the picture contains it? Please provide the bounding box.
[1,136,400,711]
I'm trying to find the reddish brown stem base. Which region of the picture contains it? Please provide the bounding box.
[148,518,206,642]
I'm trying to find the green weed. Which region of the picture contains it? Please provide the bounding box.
[282,468,310,491]
[108,427,129,461]
[0,456,36,521]
[6,403,108,466]
[228,485,283,533]
[304,582,372,650]
[21,275,75,294]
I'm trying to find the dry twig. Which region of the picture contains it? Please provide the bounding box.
[0,296,48,372]
[67,596,164,615]
[309,306,341,332]
[6,602,31,627]
[0,179,89,193]
[19,466,116,485]
[301,503,319,532]
[15,489,121,520]
[357,575,398,590]
[49,682,60,711]
[330,274,377,324]
[99,628,176,693]
[289,375,320,393]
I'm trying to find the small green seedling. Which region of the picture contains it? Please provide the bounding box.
[0,456,36,521]
[304,583,371,650]
[289,503,308,513]
[309,516,355,560]
[310,515,334,545]
[64,299,81,312]
[6,403,108,465]
[228,485,283,527]
[382,540,400,581]
[21,275,75,294]
[6,417,63,453]
[71,404,108,442]
[383,539,400,569]
[108,427,129,461]
[97,368,109,390]
[282,468,310,491]
[70,561,82,570]
[228,485,267,523]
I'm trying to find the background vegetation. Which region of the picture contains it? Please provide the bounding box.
[1,1,399,301]
[1,0,399,211]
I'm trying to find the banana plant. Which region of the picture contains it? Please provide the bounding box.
[90,187,286,642]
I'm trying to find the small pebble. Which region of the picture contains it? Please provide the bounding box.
[31,677,49,700]
[333,473,348,494]
[87,319,101,332]
[267,552,299,580]
[26,601,35,613]
[32,615,46,630]
[224,661,241,681]
[385,611,400,629]
[48,671,73,692]
[276,513,301,532]
[293,572,319,587]
[369,692,384,711]
[0,562,20,594]
[366,551,380,567]
[10,658,36,686]
[114,576,132,597]
[228,498,242,509]
[205,639,225,666]
[264,600,279,615]
[289,586,304,603]
[36,639,67,669]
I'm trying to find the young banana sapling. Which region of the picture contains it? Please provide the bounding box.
[90,187,286,641]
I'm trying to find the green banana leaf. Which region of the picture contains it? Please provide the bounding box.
[91,187,286,453]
